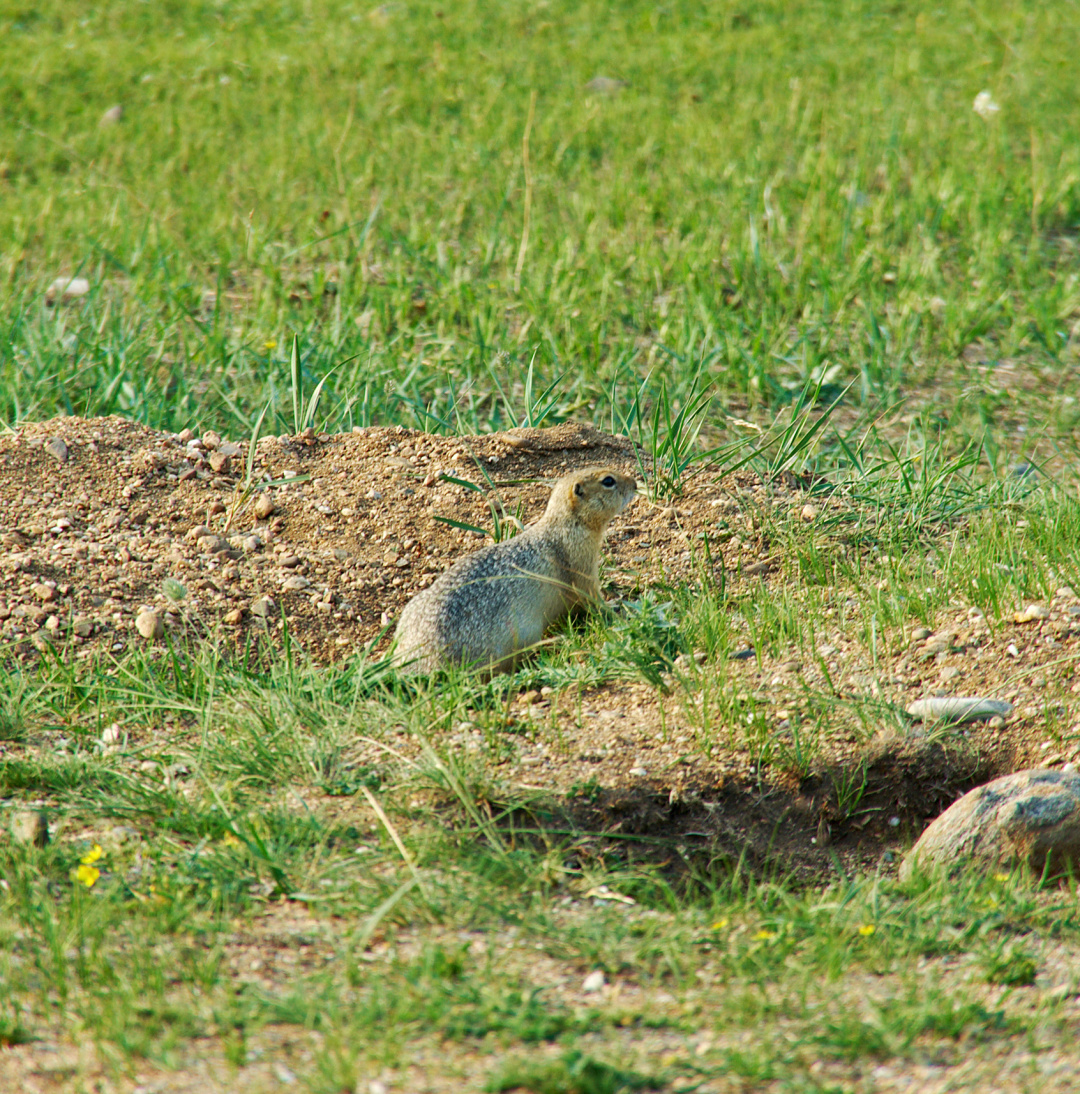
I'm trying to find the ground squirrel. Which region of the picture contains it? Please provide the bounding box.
[393,465,637,673]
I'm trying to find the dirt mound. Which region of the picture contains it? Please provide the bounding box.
[0,416,645,662]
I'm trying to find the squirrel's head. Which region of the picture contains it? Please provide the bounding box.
[549,466,638,532]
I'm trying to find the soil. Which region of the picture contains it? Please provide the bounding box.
[2,415,1078,876]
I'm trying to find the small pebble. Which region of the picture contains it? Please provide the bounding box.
[251,595,275,618]
[31,583,59,602]
[1014,603,1050,623]
[197,534,229,554]
[135,610,164,640]
[45,437,69,463]
[912,627,933,641]
[800,504,818,522]
[254,493,276,520]
[47,277,90,302]
[582,970,607,993]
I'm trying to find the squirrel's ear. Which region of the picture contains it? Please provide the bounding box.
[574,482,584,498]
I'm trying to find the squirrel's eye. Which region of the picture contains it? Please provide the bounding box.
[601,475,616,488]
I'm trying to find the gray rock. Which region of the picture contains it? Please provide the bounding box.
[900,768,1080,880]
[45,437,69,463]
[905,697,1012,724]
[251,595,275,618]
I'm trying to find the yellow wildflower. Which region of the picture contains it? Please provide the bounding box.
[993,872,1010,882]
[75,864,100,888]
[264,340,278,350]
[710,918,729,931]
[80,844,103,865]
[858,924,876,937]
[753,929,776,941]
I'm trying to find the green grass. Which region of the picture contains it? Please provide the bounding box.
[3,0,1080,450]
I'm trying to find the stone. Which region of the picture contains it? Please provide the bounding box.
[72,618,93,638]
[135,610,164,640]
[251,595,275,618]
[254,493,276,520]
[46,277,90,302]
[905,697,1012,724]
[900,768,1080,880]
[582,970,607,993]
[209,451,231,474]
[1015,603,1050,624]
[31,583,58,602]
[100,104,123,125]
[586,75,627,94]
[9,810,49,847]
[202,431,222,450]
[196,534,229,554]
[279,553,301,568]
[223,608,244,625]
[282,575,311,591]
[801,504,818,522]
[911,627,933,642]
[45,437,69,463]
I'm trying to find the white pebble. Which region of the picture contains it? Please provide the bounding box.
[582,970,606,993]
